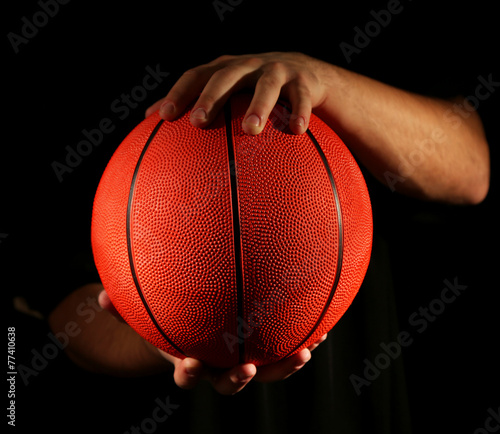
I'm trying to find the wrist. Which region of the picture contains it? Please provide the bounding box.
[312,61,349,125]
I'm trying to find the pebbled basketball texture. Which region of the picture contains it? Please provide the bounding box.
[91,93,372,368]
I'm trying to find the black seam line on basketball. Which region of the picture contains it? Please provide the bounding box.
[273,102,344,352]
[278,118,343,360]
[289,128,343,353]
[126,119,185,357]
[224,102,245,365]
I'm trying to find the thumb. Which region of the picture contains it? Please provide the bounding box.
[98,289,126,323]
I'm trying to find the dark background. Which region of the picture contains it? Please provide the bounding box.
[4,0,499,433]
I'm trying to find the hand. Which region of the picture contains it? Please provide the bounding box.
[98,289,327,395]
[145,52,333,135]
[152,334,327,395]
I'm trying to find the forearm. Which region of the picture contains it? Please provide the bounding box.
[149,52,489,203]
[48,284,172,376]
[48,284,317,394]
[315,65,490,204]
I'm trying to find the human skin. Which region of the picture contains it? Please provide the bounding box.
[49,51,489,395]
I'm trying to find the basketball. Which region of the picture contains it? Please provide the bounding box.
[91,93,372,368]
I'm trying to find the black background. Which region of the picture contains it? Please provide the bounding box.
[4,0,499,433]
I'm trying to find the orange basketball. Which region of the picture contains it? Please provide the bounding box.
[91,94,372,368]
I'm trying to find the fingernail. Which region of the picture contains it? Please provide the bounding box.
[293,358,310,370]
[297,350,312,366]
[236,372,254,382]
[245,114,261,128]
[160,101,175,118]
[293,362,307,371]
[295,116,305,128]
[185,364,201,378]
[235,364,257,382]
[191,107,207,121]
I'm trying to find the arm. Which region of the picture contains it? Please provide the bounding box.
[48,284,321,394]
[48,284,172,376]
[147,52,489,204]
[314,67,490,204]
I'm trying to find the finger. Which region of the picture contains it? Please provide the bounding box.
[242,63,288,135]
[158,56,237,120]
[284,78,312,134]
[172,357,204,390]
[145,99,164,118]
[97,290,125,323]
[307,333,328,352]
[149,65,215,121]
[208,363,257,395]
[253,348,311,383]
[189,58,263,129]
